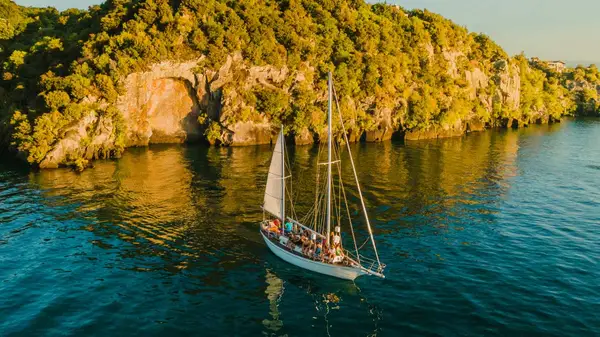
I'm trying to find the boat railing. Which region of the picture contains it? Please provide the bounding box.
[262,217,330,243]
[262,217,385,273]
[344,249,386,273]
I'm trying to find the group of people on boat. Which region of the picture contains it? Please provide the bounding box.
[263,219,348,265]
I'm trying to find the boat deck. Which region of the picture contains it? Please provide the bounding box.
[260,228,356,267]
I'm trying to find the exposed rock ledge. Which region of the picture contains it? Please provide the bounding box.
[39,55,293,168]
[117,60,202,146]
[38,52,540,168]
[40,111,115,169]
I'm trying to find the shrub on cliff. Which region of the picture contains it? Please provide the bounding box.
[0,0,589,167]
[563,65,600,116]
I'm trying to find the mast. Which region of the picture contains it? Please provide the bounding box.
[280,125,285,231]
[326,72,332,244]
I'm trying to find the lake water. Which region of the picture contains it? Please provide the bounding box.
[1,119,599,336]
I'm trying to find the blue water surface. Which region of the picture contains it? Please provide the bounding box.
[1,119,599,336]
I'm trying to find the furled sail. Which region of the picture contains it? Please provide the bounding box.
[263,130,285,219]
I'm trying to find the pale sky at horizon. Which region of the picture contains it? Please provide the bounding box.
[13,0,600,63]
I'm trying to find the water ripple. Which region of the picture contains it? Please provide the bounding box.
[1,121,600,336]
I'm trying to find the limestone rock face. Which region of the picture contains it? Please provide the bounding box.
[38,48,571,168]
[220,119,272,146]
[465,67,488,98]
[405,117,466,141]
[40,112,115,169]
[365,108,394,142]
[494,60,521,111]
[39,54,305,169]
[466,119,486,132]
[405,126,466,141]
[39,60,204,168]
[294,127,314,145]
[204,52,291,146]
[443,50,464,78]
[116,60,202,146]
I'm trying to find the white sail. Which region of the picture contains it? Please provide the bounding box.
[263,131,285,219]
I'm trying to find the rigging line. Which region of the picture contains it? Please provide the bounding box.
[306,170,327,227]
[358,237,370,250]
[337,154,361,265]
[300,179,319,223]
[284,136,302,210]
[311,170,321,231]
[318,173,327,235]
[311,138,323,231]
[282,136,296,221]
[314,144,321,232]
[284,175,298,220]
[332,82,382,269]
[285,186,297,221]
[337,144,342,228]
[317,143,329,235]
[320,167,328,235]
[315,173,323,232]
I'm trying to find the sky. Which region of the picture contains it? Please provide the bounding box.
[13,0,600,64]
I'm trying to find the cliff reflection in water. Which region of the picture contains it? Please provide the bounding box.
[22,131,531,330]
[30,146,199,271]
[26,125,563,273]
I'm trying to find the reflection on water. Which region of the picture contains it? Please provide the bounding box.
[260,266,382,336]
[262,269,284,333]
[1,120,599,336]
[25,127,534,265]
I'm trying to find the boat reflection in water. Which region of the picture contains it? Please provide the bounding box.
[261,267,382,336]
[262,269,284,333]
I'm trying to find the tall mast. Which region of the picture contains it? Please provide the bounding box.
[280,125,285,231]
[326,72,332,244]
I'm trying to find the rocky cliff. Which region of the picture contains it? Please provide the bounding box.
[35,53,555,168]
[1,0,591,170]
[38,54,299,167]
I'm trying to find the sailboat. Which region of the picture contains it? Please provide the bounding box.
[259,72,385,281]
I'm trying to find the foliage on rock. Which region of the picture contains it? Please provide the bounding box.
[0,0,596,168]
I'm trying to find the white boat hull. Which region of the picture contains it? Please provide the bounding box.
[261,231,368,281]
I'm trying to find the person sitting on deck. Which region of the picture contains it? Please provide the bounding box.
[307,240,315,257]
[273,219,281,232]
[302,232,314,256]
[266,221,279,235]
[327,245,336,262]
[300,233,309,254]
[335,245,343,258]
[309,233,318,257]
[314,241,323,261]
[284,221,293,235]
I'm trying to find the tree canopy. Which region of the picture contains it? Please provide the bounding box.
[0,0,596,167]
